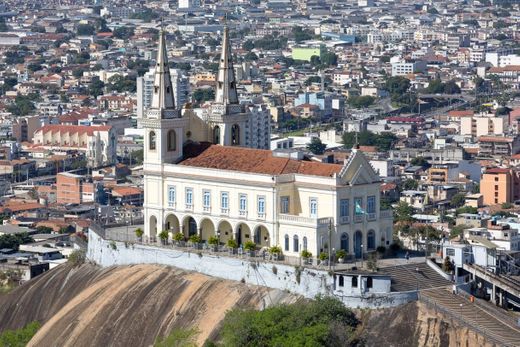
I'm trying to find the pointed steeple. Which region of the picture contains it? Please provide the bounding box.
[150,29,176,116]
[215,26,238,106]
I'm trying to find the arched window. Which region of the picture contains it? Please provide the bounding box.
[231,124,240,146]
[303,236,308,251]
[167,130,176,151]
[367,277,373,289]
[284,234,289,251]
[149,131,156,150]
[352,276,358,288]
[293,235,299,252]
[367,230,375,250]
[338,275,344,287]
[213,126,220,145]
[341,233,349,253]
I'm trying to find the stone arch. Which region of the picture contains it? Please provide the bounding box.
[182,215,197,238]
[164,213,180,234]
[235,222,251,246]
[293,234,299,253]
[149,215,157,241]
[253,224,270,248]
[200,218,215,243]
[284,234,289,252]
[367,230,376,250]
[217,220,233,244]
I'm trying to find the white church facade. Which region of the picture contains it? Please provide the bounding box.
[141,28,393,260]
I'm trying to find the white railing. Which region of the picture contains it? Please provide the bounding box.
[279,214,332,227]
[367,212,376,221]
[203,206,211,213]
[354,215,364,223]
[185,204,193,210]
[239,210,247,217]
[220,208,229,215]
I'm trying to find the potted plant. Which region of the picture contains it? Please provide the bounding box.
[189,234,202,248]
[208,235,219,251]
[269,246,283,260]
[159,230,169,245]
[227,238,238,254]
[336,249,347,263]
[134,228,143,242]
[173,232,184,246]
[244,240,256,257]
[318,252,329,265]
[301,250,313,265]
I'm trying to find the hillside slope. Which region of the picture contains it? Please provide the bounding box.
[0,263,499,347]
[0,263,298,346]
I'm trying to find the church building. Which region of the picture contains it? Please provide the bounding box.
[140,28,393,260]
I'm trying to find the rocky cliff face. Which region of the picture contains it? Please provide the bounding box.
[0,264,495,347]
[361,302,495,347]
[0,264,299,347]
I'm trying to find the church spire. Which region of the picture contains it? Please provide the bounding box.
[215,26,238,105]
[150,29,176,114]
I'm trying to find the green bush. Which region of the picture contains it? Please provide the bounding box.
[301,249,313,258]
[208,235,219,246]
[158,230,169,242]
[269,246,282,254]
[227,239,238,249]
[319,252,329,261]
[68,250,86,267]
[173,232,184,242]
[244,240,256,251]
[0,321,41,347]
[218,295,359,347]
[336,249,347,259]
[134,228,143,238]
[189,234,202,244]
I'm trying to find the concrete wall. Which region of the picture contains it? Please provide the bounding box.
[88,230,416,309]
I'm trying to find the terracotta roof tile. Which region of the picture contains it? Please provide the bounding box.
[180,143,342,177]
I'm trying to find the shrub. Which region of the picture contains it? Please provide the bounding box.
[109,240,117,250]
[208,235,219,246]
[269,246,282,254]
[301,249,312,258]
[319,252,328,261]
[189,234,202,244]
[173,232,184,242]
[134,228,144,238]
[227,239,238,249]
[158,230,169,242]
[376,246,386,254]
[336,249,347,259]
[0,321,41,347]
[244,240,256,251]
[68,250,86,267]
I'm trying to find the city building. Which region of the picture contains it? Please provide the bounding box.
[32,125,117,167]
[56,172,99,205]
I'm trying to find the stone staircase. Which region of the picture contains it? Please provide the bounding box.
[420,287,520,347]
[381,262,452,292]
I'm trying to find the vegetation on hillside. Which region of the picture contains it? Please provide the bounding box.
[0,321,41,346]
[214,295,361,346]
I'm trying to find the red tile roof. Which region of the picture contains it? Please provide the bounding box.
[448,110,474,117]
[486,168,510,174]
[180,143,342,177]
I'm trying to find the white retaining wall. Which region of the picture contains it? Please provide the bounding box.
[87,230,417,309]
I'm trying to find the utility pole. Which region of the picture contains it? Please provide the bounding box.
[328,219,332,270]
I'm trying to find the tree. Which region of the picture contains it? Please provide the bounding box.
[450,193,466,208]
[320,51,337,67]
[0,321,41,346]
[88,76,105,97]
[292,26,313,43]
[0,233,34,251]
[410,157,430,168]
[450,224,469,238]
[307,137,327,155]
[242,39,254,51]
[106,75,136,93]
[401,178,418,190]
[455,206,478,216]
[192,88,215,104]
[348,95,375,108]
[244,52,258,61]
[442,256,454,273]
[113,27,134,40]
[72,68,85,79]
[36,226,53,234]
[7,94,40,116]
[77,24,95,36]
[218,295,359,347]
[341,131,397,151]
[443,80,461,94]
[394,201,414,223]
[159,230,169,245]
[385,76,411,101]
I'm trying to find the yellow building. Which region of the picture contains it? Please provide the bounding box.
[480,168,511,206]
